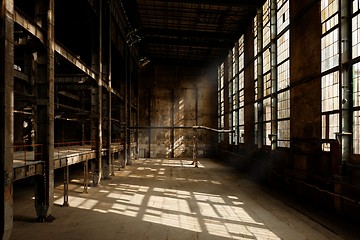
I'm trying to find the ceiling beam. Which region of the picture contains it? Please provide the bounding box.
[144,36,234,49]
[142,28,239,41]
[148,0,265,7]
[147,56,215,67]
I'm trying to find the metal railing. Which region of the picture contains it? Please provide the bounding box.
[13,143,43,165]
[54,140,94,161]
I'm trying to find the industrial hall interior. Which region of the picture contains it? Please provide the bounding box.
[2,0,360,239]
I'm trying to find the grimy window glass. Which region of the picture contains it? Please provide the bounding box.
[263,0,271,146]
[254,15,259,145]
[321,0,339,152]
[218,63,225,143]
[352,0,360,155]
[238,36,245,143]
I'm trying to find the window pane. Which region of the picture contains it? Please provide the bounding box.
[354,62,360,108]
[354,111,360,154]
[321,72,340,112]
[278,120,290,147]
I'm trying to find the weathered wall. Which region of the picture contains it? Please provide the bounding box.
[139,64,217,158]
[217,0,360,219]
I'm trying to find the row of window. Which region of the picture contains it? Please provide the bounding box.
[217,0,360,155]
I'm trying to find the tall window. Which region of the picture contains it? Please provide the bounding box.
[277,0,290,148]
[239,36,245,143]
[228,50,236,144]
[352,0,360,154]
[263,0,272,146]
[352,63,360,154]
[321,0,340,151]
[218,63,225,143]
[254,15,260,145]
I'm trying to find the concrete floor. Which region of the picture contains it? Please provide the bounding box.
[10,158,358,240]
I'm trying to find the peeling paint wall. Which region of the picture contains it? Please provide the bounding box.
[139,65,217,158]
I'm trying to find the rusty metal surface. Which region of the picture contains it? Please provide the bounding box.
[121,0,265,65]
[1,0,14,238]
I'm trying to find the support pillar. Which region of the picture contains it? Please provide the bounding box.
[101,3,111,179]
[83,160,88,194]
[108,5,113,176]
[90,1,103,185]
[127,56,132,165]
[0,0,14,238]
[102,90,111,179]
[90,85,102,186]
[62,164,69,207]
[34,0,55,222]
[170,89,175,158]
[136,68,140,160]
[192,128,198,167]
[81,123,85,146]
[340,0,351,169]
[124,46,128,165]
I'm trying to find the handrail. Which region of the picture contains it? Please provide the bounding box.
[55,140,94,161]
[13,143,43,165]
[192,125,234,133]
[128,125,234,132]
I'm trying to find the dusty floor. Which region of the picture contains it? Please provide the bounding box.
[10,158,359,240]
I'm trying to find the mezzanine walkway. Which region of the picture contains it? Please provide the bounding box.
[13,142,123,181]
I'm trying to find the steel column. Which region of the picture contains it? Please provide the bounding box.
[108,4,114,176]
[128,55,132,165]
[257,8,264,148]
[101,2,111,179]
[83,160,89,193]
[0,0,14,238]
[170,89,175,158]
[136,67,140,160]
[91,0,103,185]
[192,128,198,167]
[270,0,278,150]
[124,45,128,165]
[148,90,152,157]
[340,0,351,167]
[62,164,69,207]
[34,0,55,222]
[102,90,110,178]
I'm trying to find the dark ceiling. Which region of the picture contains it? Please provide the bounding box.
[121,0,266,66]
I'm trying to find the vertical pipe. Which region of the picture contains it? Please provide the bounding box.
[0,0,14,237]
[90,87,97,176]
[96,0,103,182]
[83,160,88,193]
[170,89,175,158]
[193,128,198,167]
[81,123,85,146]
[124,45,128,165]
[148,89,151,157]
[47,0,55,197]
[270,0,277,150]
[108,2,113,177]
[257,8,264,148]
[128,55,132,164]
[340,0,351,166]
[136,66,140,159]
[195,82,199,152]
[63,164,69,207]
